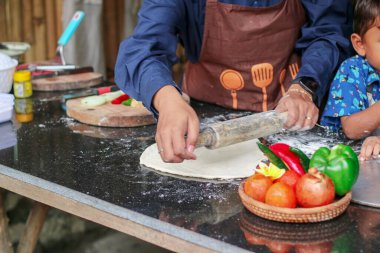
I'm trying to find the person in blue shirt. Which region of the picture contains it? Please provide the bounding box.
[115,0,353,163]
[321,0,380,161]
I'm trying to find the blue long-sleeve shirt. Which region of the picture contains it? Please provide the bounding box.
[115,0,353,112]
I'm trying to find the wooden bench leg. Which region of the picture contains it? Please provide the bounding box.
[0,191,13,253]
[16,202,49,253]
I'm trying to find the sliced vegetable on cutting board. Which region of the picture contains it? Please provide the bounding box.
[67,91,189,127]
[130,99,144,108]
[100,90,124,102]
[111,94,130,104]
[67,95,155,127]
[80,90,124,107]
[80,95,107,107]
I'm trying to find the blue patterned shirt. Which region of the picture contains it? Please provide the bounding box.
[321,55,380,130]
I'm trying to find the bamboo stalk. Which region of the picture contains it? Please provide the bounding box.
[32,0,47,61]
[9,0,22,41]
[44,0,56,59]
[21,0,35,62]
[0,0,8,40]
[55,0,62,39]
[116,0,125,41]
[103,0,117,78]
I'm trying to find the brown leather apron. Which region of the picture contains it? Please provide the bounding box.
[183,0,306,112]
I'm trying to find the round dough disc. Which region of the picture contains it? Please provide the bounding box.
[140,139,266,179]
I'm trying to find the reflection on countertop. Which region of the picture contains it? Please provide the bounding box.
[0,122,16,150]
[0,91,379,252]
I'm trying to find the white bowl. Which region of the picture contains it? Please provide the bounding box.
[0,52,18,93]
[0,42,30,60]
[0,57,18,93]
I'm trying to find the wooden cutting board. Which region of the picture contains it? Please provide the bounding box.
[32,72,103,91]
[66,98,155,127]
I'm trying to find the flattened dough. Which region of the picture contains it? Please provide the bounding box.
[139,139,265,179]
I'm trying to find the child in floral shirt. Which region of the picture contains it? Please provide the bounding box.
[321,0,380,160]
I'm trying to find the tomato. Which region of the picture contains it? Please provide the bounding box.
[244,173,273,202]
[274,170,300,189]
[265,182,297,208]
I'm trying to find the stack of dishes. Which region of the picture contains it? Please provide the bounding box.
[0,93,15,124]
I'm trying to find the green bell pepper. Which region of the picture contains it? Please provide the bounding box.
[309,144,359,196]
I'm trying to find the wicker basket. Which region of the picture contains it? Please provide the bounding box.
[239,209,351,244]
[239,180,352,223]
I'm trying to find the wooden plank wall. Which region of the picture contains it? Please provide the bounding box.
[0,0,183,81]
[102,0,142,80]
[0,0,63,63]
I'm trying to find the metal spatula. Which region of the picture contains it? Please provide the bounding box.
[53,11,85,65]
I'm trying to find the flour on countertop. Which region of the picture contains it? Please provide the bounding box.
[267,127,362,155]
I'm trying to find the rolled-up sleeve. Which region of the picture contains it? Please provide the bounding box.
[114,0,183,112]
[296,0,353,106]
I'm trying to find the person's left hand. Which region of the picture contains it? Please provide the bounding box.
[275,84,319,131]
[359,136,380,161]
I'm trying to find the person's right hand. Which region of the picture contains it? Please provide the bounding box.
[153,85,199,163]
[359,136,380,161]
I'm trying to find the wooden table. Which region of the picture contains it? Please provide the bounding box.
[0,91,379,253]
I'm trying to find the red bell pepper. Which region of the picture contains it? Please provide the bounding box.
[111,94,130,104]
[269,143,305,176]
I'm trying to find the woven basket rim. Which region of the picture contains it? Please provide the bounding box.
[239,180,351,219]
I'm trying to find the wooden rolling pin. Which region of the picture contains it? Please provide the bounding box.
[197,111,287,149]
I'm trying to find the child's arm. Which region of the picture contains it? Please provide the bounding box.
[359,136,380,161]
[341,101,380,139]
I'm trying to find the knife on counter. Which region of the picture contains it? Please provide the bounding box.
[17,64,94,79]
[60,85,120,110]
[38,83,119,99]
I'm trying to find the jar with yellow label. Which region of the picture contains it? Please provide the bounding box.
[13,70,32,98]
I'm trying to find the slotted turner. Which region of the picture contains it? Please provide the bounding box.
[251,63,274,111]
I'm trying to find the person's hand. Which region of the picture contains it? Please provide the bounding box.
[275,84,319,131]
[359,136,380,161]
[153,85,199,163]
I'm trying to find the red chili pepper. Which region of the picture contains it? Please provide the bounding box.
[269,143,305,176]
[111,94,130,104]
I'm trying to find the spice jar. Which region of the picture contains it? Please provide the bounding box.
[13,70,32,98]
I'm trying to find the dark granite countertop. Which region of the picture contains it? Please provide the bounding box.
[0,90,379,253]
